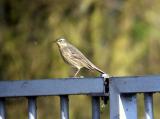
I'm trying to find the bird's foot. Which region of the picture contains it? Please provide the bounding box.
[72,76,84,79]
[79,76,84,78]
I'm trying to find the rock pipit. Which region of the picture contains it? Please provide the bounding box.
[56,38,107,77]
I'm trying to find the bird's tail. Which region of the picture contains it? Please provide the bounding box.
[94,66,105,74]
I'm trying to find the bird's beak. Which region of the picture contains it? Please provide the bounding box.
[48,40,57,44]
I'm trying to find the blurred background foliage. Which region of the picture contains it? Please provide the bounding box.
[0,0,160,119]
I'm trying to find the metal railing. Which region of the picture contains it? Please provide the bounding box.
[0,75,160,119]
[109,75,160,119]
[0,77,108,119]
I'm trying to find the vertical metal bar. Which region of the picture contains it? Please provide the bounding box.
[119,94,137,119]
[110,79,120,119]
[144,93,154,119]
[92,96,100,119]
[60,95,69,119]
[0,99,5,119]
[110,79,137,119]
[28,97,37,119]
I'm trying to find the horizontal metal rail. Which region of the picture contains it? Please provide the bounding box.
[110,75,160,93]
[0,78,105,97]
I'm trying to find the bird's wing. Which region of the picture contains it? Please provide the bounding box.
[67,44,97,70]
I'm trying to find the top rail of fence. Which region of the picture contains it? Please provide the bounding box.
[0,77,105,97]
[110,75,160,93]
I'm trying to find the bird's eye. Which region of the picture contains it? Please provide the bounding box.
[58,39,65,42]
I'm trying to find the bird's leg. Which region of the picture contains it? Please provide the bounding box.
[74,68,81,77]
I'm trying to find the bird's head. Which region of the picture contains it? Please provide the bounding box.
[56,38,68,48]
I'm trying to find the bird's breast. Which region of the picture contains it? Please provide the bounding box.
[59,48,83,68]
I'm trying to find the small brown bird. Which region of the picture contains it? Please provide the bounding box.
[56,38,106,77]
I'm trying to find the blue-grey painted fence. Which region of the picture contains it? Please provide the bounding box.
[109,75,160,93]
[0,77,106,119]
[109,75,160,119]
[0,78,104,97]
[92,96,100,119]
[28,97,37,119]
[60,95,69,119]
[1,75,160,119]
[144,93,153,119]
[0,99,5,119]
